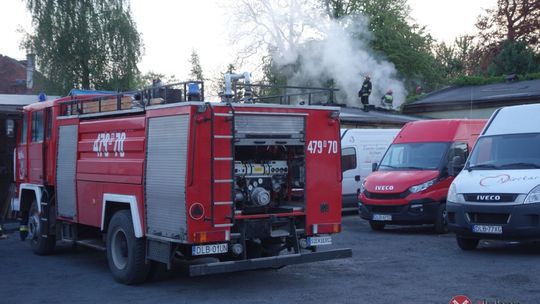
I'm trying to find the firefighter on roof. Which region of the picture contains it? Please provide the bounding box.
[381,89,393,110]
[358,76,372,111]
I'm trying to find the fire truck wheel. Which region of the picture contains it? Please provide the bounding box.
[369,221,385,231]
[28,200,56,255]
[456,235,479,251]
[106,210,150,284]
[434,203,449,234]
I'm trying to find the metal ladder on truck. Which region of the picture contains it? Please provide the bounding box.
[209,104,235,229]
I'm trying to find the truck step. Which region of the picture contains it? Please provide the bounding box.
[74,239,106,251]
[270,229,290,237]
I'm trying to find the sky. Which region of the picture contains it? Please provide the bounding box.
[0,0,497,82]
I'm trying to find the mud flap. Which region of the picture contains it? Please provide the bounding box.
[189,248,352,276]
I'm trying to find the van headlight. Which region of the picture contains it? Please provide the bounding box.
[524,185,540,204]
[360,180,366,193]
[447,183,465,203]
[409,178,437,193]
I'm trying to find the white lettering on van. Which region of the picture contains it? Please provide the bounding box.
[480,174,540,187]
[476,195,501,201]
[375,185,394,191]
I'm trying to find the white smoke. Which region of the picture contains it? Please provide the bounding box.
[232,0,406,109]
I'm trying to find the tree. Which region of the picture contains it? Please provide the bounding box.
[136,71,178,88]
[476,0,540,48]
[472,0,540,74]
[487,40,540,75]
[23,0,143,95]
[189,50,204,81]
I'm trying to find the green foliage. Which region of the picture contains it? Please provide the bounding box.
[189,50,204,81]
[487,40,540,76]
[23,0,143,95]
[324,0,444,92]
[135,71,178,88]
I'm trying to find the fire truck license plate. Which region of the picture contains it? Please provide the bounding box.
[192,243,228,256]
[307,236,332,246]
[472,225,503,234]
[373,214,392,221]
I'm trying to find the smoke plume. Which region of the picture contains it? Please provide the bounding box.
[233,0,406,109]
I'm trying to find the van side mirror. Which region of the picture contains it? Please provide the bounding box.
[372,162,378,172]
[448,155,464,176]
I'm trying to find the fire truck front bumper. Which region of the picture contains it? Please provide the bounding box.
[189,248,353,276]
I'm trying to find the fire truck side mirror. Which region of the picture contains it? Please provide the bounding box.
[6,119,15,138]
[197,104,208,113]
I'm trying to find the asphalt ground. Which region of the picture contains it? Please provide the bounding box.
[0,214,538,304]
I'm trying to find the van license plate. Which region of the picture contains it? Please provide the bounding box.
[373,214,392,221]
[472,225,502,234]
[192,243,228,256]
[307,236,332,246]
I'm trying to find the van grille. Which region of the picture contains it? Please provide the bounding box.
[363,190,410,200]
[463,193,518,203]
[467,213,510,224]
[368,205,404,213]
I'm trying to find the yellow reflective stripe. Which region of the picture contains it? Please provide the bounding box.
[19,226,28,232]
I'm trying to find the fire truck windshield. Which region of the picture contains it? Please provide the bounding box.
[379,142,450,171]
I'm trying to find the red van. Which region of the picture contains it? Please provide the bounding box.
[359,119,486,233]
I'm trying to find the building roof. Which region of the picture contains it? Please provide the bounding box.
[0,94,60,113]
[339,106,422,127]
[0,54,28,94]
[403,79,540,114]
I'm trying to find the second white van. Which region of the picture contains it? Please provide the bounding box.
[341,128,400,210]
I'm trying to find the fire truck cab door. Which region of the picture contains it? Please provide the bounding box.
[15,113,29,183]
[27,110,46,184]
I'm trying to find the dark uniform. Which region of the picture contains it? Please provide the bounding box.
[0,225,7,239]
[358,77,372,111]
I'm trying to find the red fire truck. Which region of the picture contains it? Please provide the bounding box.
[11,77,351,284]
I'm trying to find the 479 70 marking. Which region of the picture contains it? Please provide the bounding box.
[92,132,127,157]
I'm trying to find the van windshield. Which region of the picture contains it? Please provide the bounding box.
[379,142,450,171]
[468,133,540,170]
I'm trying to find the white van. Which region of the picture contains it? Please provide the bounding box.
[341,128,400,210]
[447,104,540,250]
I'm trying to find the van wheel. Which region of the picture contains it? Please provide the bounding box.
[434,203,449,234]
[369,221,385,231]
[456,235,479,251]
[28,200,56,255]
[106,210,150,285]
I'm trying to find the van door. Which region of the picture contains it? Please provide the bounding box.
[341,146,359,208]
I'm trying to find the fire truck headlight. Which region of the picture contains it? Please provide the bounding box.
[524,184,540,204]
[231,243,243,256]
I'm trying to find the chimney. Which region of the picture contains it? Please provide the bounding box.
[26,53,35,90]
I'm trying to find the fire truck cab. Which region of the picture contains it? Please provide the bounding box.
[12,79,351,284]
